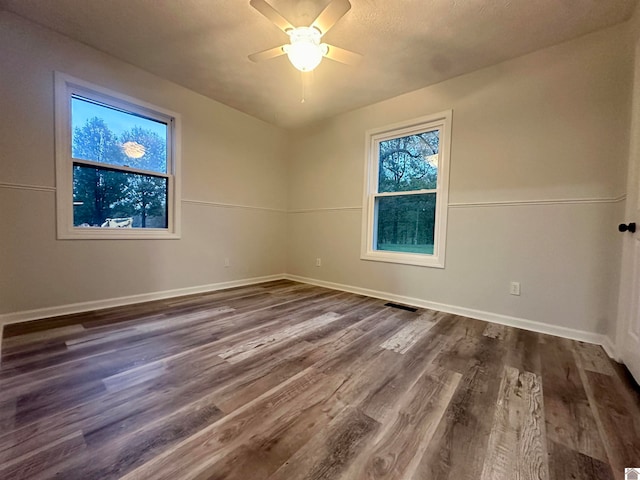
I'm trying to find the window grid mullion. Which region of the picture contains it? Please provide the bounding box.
[373,189,437,198]
[72,158,171,179]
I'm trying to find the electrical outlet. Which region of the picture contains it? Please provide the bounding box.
[315,258,322,267]
[224,258,230,268]
[510,281,521,296]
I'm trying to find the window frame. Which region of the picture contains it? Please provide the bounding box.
[360,110,452,268]
[54,72,181,239]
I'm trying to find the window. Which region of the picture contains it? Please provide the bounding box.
[361,111,452,267]
[54,73,181,239]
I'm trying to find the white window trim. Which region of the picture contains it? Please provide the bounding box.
[360,110,452,268]
[54,72,182,240]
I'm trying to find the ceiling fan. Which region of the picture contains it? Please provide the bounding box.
[248,0,362,72]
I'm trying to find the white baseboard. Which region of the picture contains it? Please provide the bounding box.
[0,274,287,327]
[601,336,620,362]
[0,273,288,363]
[284,274,609,349]
[0,272,616,364]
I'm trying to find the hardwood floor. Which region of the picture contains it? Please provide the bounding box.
[0,280,638,479]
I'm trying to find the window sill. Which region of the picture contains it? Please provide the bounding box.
[360,250,445,268]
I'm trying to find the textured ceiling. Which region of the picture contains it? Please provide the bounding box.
[1,0,637,128]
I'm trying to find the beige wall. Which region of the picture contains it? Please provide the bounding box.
[287,24,632,335]
[0,11,634,340]
[0,12,288,314]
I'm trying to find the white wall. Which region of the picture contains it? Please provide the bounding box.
[287,24,632,336]
[0,12,288,315]
[0,11,634,342]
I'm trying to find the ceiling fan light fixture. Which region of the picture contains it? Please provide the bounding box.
[284,26,328,72]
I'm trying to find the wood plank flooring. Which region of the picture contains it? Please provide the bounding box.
[0,280,638,479]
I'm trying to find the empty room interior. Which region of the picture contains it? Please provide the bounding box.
[2,0,640,478]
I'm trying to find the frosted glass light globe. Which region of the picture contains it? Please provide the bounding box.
[284,27,328,72]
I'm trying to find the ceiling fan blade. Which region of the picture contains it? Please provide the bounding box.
[323,44,362,65]
[249,0,294,33]
[248,45,287,63]
[311,0,351,36]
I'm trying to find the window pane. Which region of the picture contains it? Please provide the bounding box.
[73,164,168,229]
[71,96,168,174]
[375,193,436,255]
[378,130,439,193]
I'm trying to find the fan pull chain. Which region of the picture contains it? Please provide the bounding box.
[300,70,315,104]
